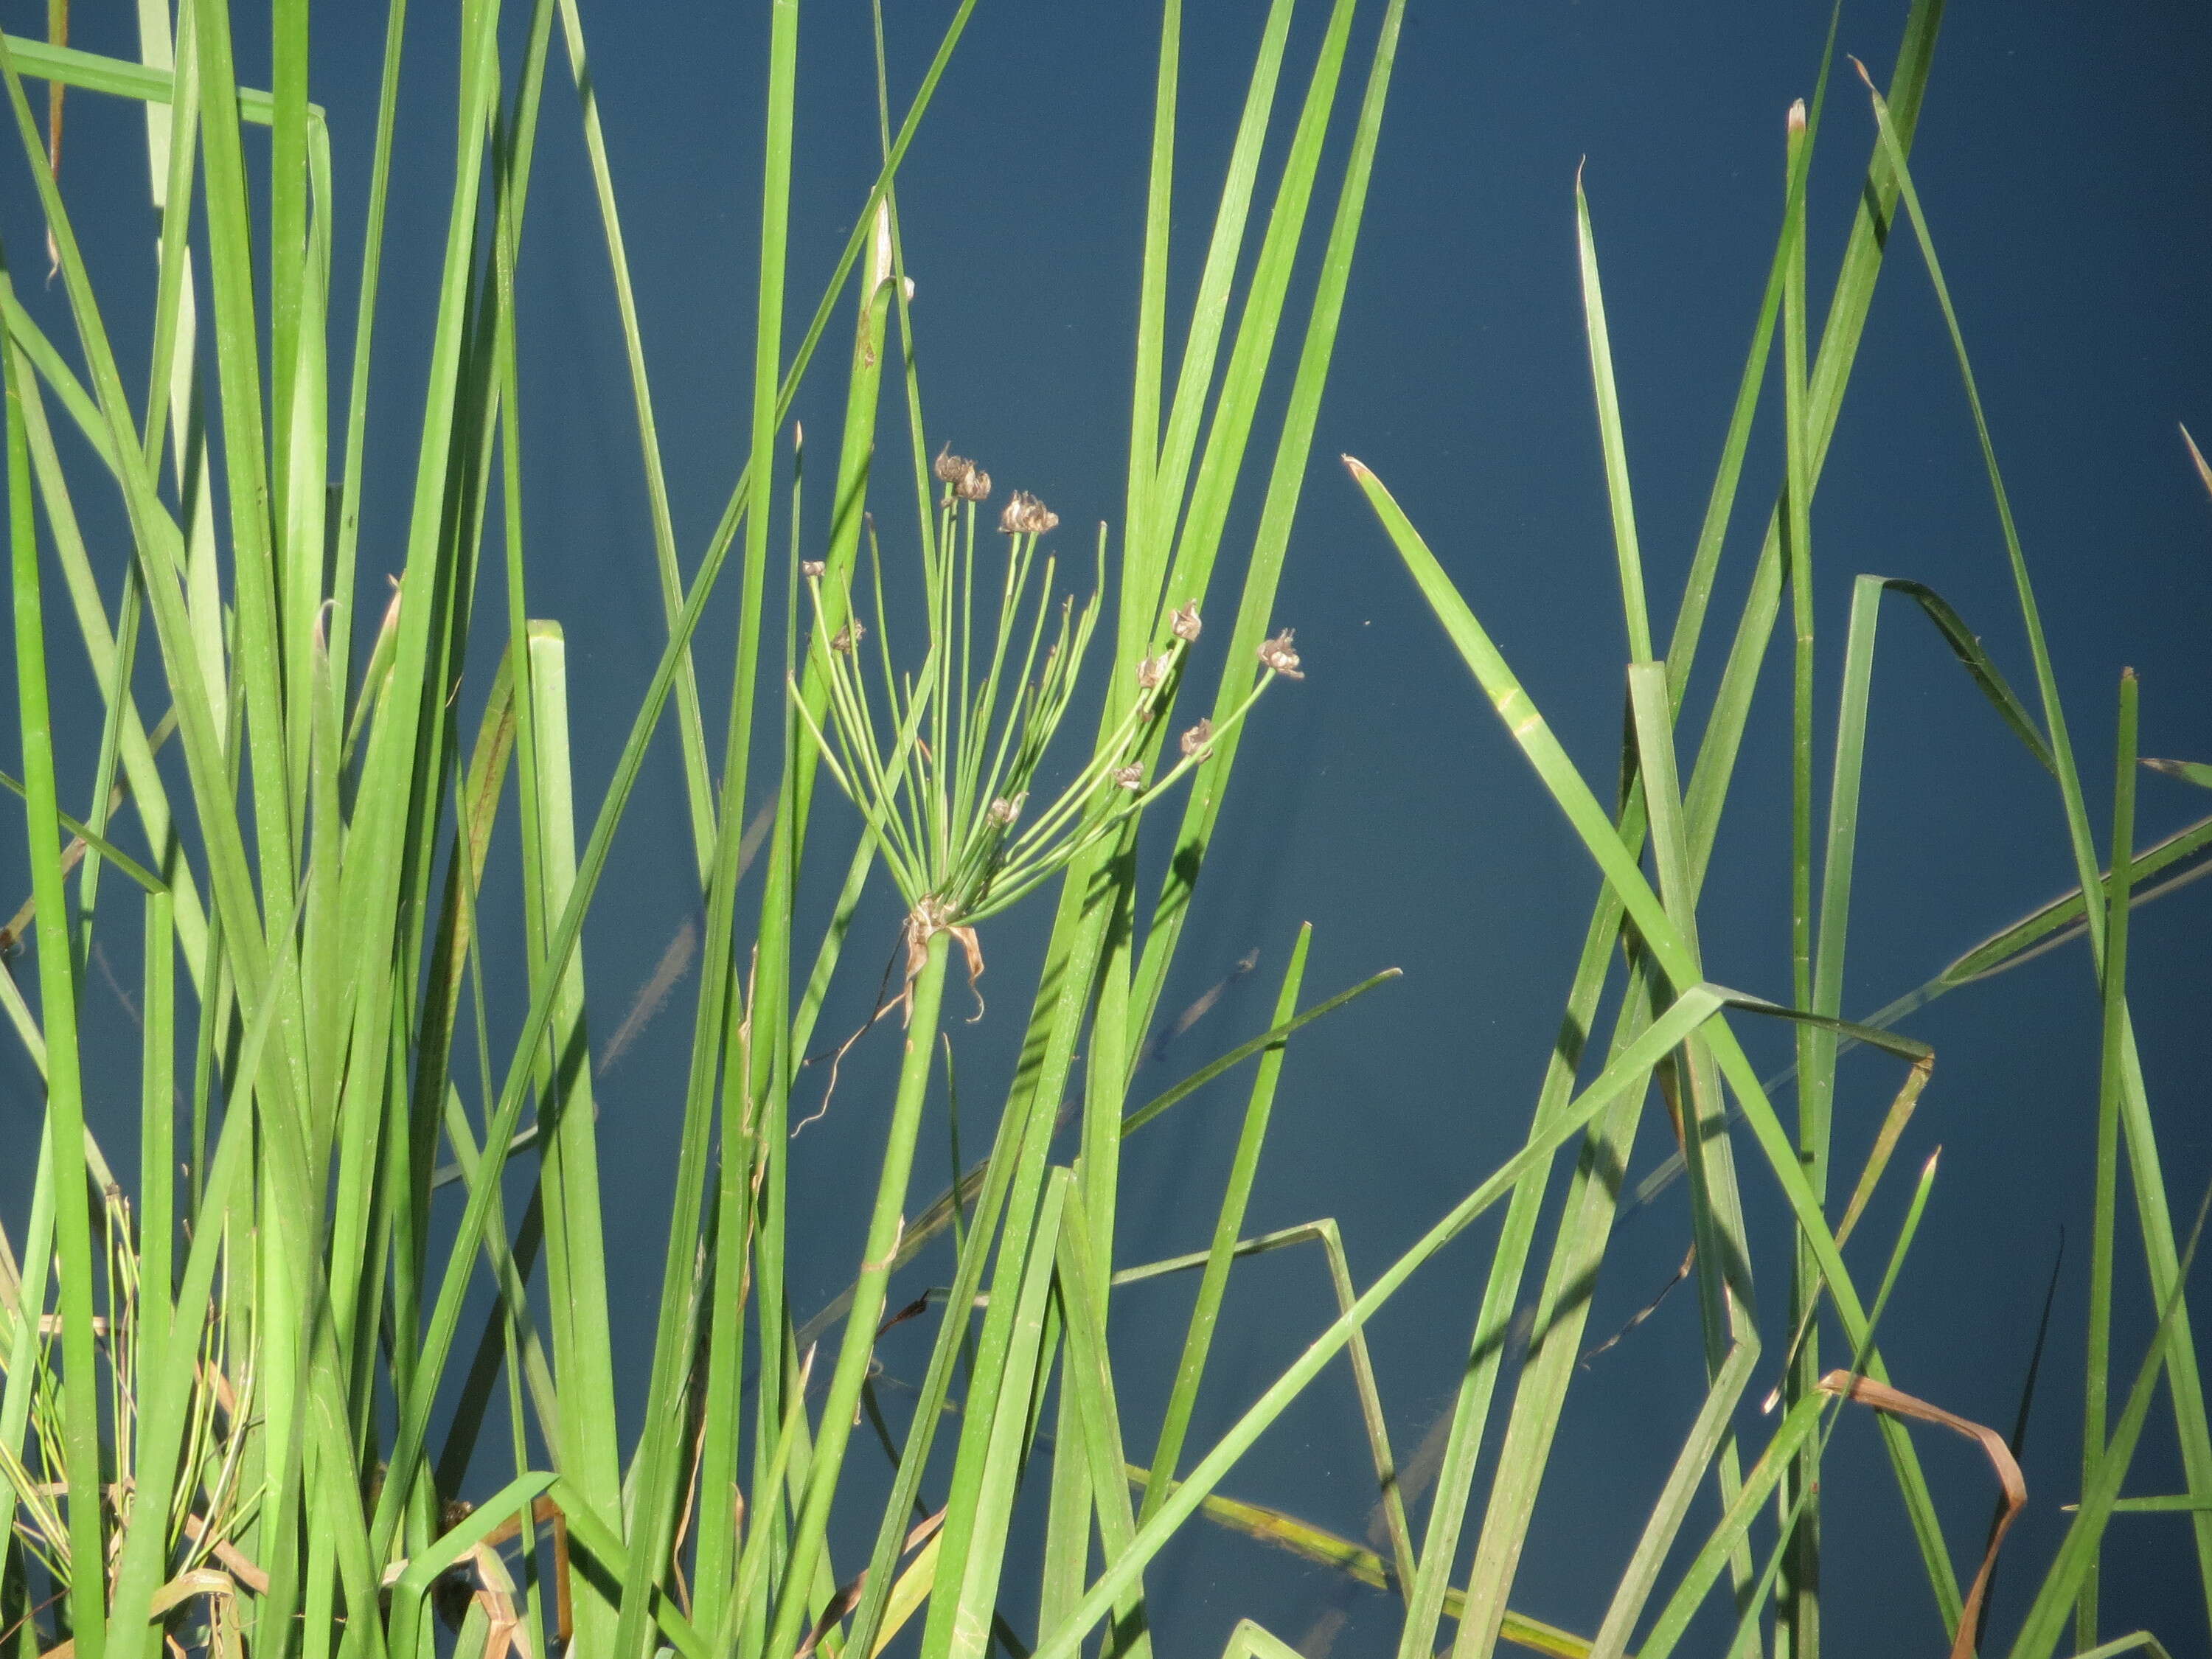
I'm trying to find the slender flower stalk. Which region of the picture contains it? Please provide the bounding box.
[768,445,1304,1659]
[791,455,1295,983]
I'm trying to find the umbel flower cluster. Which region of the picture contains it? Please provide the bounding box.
[793,445,1299,989]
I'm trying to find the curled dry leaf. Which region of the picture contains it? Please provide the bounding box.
[1817,1369,2024,1659]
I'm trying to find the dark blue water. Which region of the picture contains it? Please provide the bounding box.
[7,2,2211,1655]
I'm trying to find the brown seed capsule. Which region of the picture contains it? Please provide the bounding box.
[933,444,992,501]
[1137,653,1169,691]
[1111,763,1145,791]
[801,560,826,580]
[1179,717,1213,759]
[1257,627,1304,680]
[832,619,867,654]
[987,793,1026,827]
[1171,602,1203,643]
[998,490,1060,536]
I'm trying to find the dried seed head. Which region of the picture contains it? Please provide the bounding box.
[801,560,826,580]
[1257,627,1304,680]
[998,490,1059,536]
[1112,763,1145,792]
[832,619,867,654]
[1170,602,1203,643]
[1179,717,1214,759]
[1787,97,1807,136]
[933,444,991,501]
[987,793,1026,827]
[1136,653,1169,691]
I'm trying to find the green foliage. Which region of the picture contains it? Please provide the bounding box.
[0,4,2205,1659]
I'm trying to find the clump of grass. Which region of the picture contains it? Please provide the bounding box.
[10,3,2205,1659]
[0,1189,259,1651]
[0,2,1413,1658]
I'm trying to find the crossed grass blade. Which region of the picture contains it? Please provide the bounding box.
[1354,455,1961,1646]
[1029,984,1750,1659]
[757,0,1380,1655]
[1625,661,1761,1613]
[1635,1149,1941,1659]
[790,961,1402,1357]
[1367,13,1946,1649]
[17,3,2168,1659]
[1862,60,2212,1636]
[4,6,995,1655]
[4,272,107,1659]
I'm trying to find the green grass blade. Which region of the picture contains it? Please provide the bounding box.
[1631,1398,1830,1659]
[1862,66,2212,1627]
[136,888,175,1393]
[1587,1339,1761,1659]
[1121,0,1180,624]
[2080,670,2138,1649]
[518,626,624,1654]
[550,0,715,877]
[1360,457,1962,1638]
[1627,661,1761,1612]
[1352,459,1683,971]
[3,285,107,1659]
[186,0,297,938]
[1855,64,2097,918]
[1030,985,1742,1659]
[1116,1213,1416,1605]
[933,1169,1074,1659]
[1679,0,1945,894]
[324,0,406,703]
[767,935,950,1659]
[1141,0,1297,606]
[1778,87,1824,1659]
[104,872,314,1655]
[795,963,1399,1361]
[1055,1180,1152,1644]
[838,1005,1057,1659]
[1141,926,1311,1520]
[1128,0,1404,1060]
[2142,759,2212,790]
[2009,1187,2212,1659]
[1940,816,2212,985]
[1717,1150,1942,1659]
[1574,174,1652,663]
[0,30,284,118]
[1153,0,1357,628]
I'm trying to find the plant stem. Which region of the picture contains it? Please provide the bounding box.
[765,926,950,1659]
[2081,668,2138,1651]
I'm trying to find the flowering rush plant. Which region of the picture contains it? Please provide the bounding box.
[793,443,1301,992]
